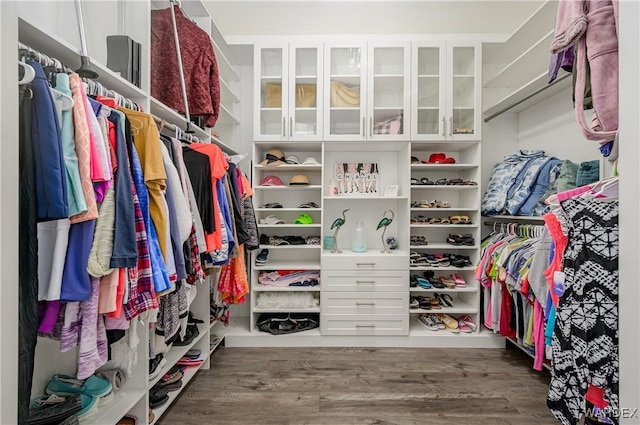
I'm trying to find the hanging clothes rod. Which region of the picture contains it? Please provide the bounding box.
[152,114,201,143]
[483,72,572,123]
[18,41,142,111]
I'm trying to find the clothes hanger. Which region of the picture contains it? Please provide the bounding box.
[589,176,619,199]
[50,87,74,110]
[18,61,35,85]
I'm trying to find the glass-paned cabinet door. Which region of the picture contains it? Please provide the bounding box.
[411,43,446,140]
[289,45,323,140]
[448,43,481,139]
[255,46,287,140]
[369,43,410,140]
[324,44,367,140]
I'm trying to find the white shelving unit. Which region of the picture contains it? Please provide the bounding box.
[15,1,238,424]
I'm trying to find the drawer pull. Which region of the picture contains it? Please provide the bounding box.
[356,280,375,284]
[355,302,376,306]
[355,324,376,328]
[355,262,375,266]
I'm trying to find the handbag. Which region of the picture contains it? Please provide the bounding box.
[330,81,360,107]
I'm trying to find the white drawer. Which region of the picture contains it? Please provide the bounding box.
[321,292,408,315]
[321,314,409,336]
[323,270,409,292]
[322,252,408,270]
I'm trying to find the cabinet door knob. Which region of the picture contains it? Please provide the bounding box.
[355,262,375,266]
[355,280,376,284]
[449,116,453,136]
[442,116,446,137]
[355,302,376,306]
[362,116,365,136]
[370,116,373,137]
[290,117,293,136]
[282,117,286,137]
[355,324,376,328]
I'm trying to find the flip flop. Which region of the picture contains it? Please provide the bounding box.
[451,274,467,287]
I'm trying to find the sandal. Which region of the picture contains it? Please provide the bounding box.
[439,276,456,289]
[426,217,441,224]
[449,215,463,224]
[451,274,467,287]
[428,277,446,289]
[447,178,465,185]
[440,217,451,224]
[458,315,477,331]
[437,313,460,333]
[413,275,432,289]
[434,200,451,208]
[447,234,464,246]
[457,317,473,333]
[411,177,420,185]
[437,293,454,307]
[421,177,434,185]
[417,297,433,310]
[418,200,433,208]
[429,297,442,309]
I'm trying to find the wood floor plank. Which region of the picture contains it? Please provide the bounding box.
[158,347,557,424]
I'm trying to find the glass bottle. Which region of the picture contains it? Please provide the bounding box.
[351,221,367,253]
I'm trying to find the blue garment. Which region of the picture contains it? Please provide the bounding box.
[164,161,187,280]
[108,110,138,268]
[60,219,96,301]
[128,123,171,294]
[28,60,68,220]
[517,158,563,216]
[504,156,551,215]
[482,150,546,216]
[56,73,86,217]
[212,177,235,266]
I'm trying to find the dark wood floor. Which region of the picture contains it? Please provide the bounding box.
[159,346,556,425]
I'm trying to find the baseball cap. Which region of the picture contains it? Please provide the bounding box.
[289,174,310,185]
[294,213,313,224]
[302,157,321,166]
[260,175,284,186]
[426,153,456,164]
[286,155,300,164]
[260,149,286,166]
[259,215,285,225]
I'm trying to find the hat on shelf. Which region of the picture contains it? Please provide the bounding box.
[260,175,284,186]
[260,149,286,166]
[286,155,300,164]
[259,215,286,225]
[294,213,313,224]
[302,157,321,165]
[289,174,310,185]
[425,153,456,164]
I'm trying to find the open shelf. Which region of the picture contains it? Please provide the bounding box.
[253,308,321,314]
[411,185,478,190]
[410,243,479,250]
[409,298,477,314]
[411,164,479,171]
[253,260,321,270]
[83,389,146,425]
[149,362,202,425]
[256,185,322,190]
[255,164,322,172]
[252,285,321,292]
[410,285,478,294]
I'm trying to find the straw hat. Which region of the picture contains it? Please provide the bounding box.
[260,149,286,166]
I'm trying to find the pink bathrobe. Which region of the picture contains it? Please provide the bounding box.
[552,0,619,142]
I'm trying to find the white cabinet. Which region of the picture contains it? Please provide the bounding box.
[324,42,411,141]
[411,41,482,141]
[254,43,323,141]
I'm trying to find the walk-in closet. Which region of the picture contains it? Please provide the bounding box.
[1,0,638,424]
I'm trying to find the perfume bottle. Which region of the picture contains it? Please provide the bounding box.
[351,221,367,253]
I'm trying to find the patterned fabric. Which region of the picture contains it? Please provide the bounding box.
[124,148,158,320]
[482,150,546,216]
[77,278,108,379]
[186,228,205,285]
[373,114,403,135]
[243,196,260,251]
[504,156,552,215]
[547,197,619,425]
[68,74,98,223]
[156,282,188,343]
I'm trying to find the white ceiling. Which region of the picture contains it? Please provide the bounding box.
[204,0,545,39]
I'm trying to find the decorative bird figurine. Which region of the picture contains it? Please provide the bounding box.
[377,209,395,253]
[330,209,350,253]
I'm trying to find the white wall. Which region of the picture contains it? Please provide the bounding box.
[517,88,604,165]
[618,0,640,421]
